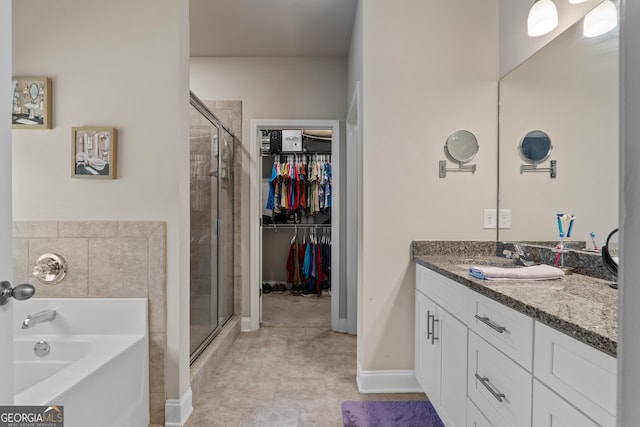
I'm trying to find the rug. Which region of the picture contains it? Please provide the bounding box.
[342,400,445,427]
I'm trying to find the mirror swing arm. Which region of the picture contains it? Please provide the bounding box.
[439,160,476,178]
[520,160,557,178]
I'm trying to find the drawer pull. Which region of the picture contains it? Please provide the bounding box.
[474,373,505,403]
[474,315,506,333]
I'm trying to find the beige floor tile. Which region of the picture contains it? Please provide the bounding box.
[189,326,427,427]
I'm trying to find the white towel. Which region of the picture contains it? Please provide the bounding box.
[469,264,565,281]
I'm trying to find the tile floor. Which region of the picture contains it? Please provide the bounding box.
[185,327,427,426]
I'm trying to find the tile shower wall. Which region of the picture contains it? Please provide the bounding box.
[13,220,167,424]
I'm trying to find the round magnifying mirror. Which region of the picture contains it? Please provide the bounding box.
[602,228,619,280]
[444,130,479,164]
[29,83,39,100]
[519,130,552,165]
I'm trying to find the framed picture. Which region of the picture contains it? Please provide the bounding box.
[12,76,52,129]
[71,127,117,179]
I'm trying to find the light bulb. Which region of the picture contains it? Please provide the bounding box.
[583,0,618,37]
[528,0,559,37]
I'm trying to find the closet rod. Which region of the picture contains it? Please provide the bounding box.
[262,224,331,229]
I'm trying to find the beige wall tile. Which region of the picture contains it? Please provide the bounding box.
[149,333,166,393]
[12,238,29,284]
[149,392,166,425]
[59,221,118,238]
[118,221,164,238]
[148,224,166,275]
[13,221,58,238]
[88,238,148,297]
[29,238,89,298]
[148,273,166,334]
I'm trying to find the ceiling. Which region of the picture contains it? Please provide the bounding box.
[189,0,358,57]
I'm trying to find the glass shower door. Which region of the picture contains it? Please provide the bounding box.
[189,92,235,362]
[189,104,219,356]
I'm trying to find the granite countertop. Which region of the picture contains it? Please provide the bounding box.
[412,241,618,357]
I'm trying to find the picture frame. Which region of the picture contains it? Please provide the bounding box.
[71,127,118,179]
[12,76,52,129]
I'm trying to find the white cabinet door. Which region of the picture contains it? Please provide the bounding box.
[533,379,599,427]
[439,307,468,427]
[415,290,439,400]
[534,321,616,426]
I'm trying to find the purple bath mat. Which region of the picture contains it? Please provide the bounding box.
[342,400,445,427]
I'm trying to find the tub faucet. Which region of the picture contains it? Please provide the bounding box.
[22,309,56,329]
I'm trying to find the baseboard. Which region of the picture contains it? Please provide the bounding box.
[356,361,423,393]
[241,316,253,332]
[165,388,193,427]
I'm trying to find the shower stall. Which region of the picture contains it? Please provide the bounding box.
[189,92,235,362]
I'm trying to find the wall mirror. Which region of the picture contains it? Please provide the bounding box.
[518,130,552,164]
[439,130,478,178]
[445,130,479,164]
[498,13,618,244]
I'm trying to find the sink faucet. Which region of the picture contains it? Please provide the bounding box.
[512,243,535,267]
[22,309,56,329]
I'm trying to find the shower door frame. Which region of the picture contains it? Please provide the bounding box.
[249,119,342,332]
[189,93,235,363]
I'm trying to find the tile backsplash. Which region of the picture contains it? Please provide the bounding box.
[13,220,167,424]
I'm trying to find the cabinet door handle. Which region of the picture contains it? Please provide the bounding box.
[474,373,505,402]
[427,311,439,344]
[474,315,506,333]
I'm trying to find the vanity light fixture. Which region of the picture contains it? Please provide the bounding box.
[528,0,559,37]
[583,0,618,37]
[568,0,589,3]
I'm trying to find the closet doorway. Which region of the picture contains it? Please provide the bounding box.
[250,119,345,332]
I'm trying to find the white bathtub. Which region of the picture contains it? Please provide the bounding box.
[13,298,149,427]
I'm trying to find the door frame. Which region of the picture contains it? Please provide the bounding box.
[249,119,341,332]
[0,0,13,404]
[346,82,362,335]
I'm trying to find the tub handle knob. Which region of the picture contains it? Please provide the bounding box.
[32,253,68,285]
[0,281,36,305]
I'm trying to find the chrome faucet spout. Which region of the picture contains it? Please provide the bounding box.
[512,243,535,267]
[22,309,56,329]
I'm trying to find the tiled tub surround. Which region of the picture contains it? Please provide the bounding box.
[13,221,167,424]
[412,241,617,357]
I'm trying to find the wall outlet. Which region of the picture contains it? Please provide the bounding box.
[499,209,511,229]
[484,209,497,228]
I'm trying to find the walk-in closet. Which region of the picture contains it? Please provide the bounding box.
[251,120,342,331]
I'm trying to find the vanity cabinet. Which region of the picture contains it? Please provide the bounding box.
[414,263,617,427]
[415,267,468,427]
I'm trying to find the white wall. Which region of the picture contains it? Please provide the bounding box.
[0,0,13,405]
[190,57,348,317]
[358,0,499,371]
[12,0,191,404]
[499,0,601,77]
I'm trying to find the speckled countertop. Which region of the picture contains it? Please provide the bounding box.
[412,241,618,357]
